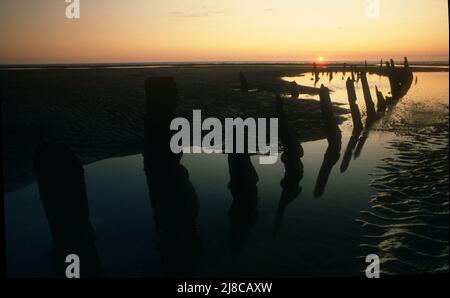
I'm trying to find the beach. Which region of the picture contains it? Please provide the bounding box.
[2,64,448,277]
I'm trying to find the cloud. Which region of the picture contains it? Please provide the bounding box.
[171,9,226,18]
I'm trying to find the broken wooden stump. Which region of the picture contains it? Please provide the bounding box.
[375,85,387,113]
[319,85,342,147]
[290,81,300,98]
[33,143,101,277]
[143,77,200,275]
[346,78,363,134]
[239,71,249,92]
[360,71,377,121]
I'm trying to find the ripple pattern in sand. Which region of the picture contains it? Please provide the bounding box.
[358,123,449,275]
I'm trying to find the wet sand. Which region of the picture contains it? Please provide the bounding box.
[2,65,350,192]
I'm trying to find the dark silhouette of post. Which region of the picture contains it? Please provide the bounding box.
[375,86,387,113]
[143,77,200,276]
[319,85,342,147]
[313,62,319,82]
[33,143,101,278]
[346,78,363,133]
[274,96,304,237]
[239,71,249,92]
[228,153,258,261]
[315,86,341,197]
[290,81,300,98]
[360,71,377,121]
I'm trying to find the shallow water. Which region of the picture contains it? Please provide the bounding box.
[4,72,449,277]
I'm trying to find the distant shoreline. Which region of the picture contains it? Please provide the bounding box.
[0,61,448,72]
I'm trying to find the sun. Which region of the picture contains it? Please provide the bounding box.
[317,56,324,62]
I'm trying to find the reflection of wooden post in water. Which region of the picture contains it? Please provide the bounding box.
[360,71,377,121]
[375,86,387,113]
[239,71,249,92]
[33,144,101,277]
[143,77,200,276]
[340,135,359,173]
[274,96,304,237]
[346,78,363,134]
[228,153,258,261]
[315,86,342,198]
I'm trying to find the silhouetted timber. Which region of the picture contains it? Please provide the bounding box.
[274,96,304,237]
[239,71,249,92]
[346,78,363,133]
[290,80,300,98]
[313,62,319,82]
[143,77,200,276]
[33,143,101,278]
[360,71,377,121]
[314,85,342,197]
[385,57,414,101]
[375,86,387,113]
[319,85,342,147]
[228,153,258,261]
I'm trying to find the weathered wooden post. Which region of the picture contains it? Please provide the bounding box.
[143,77,200,275]
[346,78,363,133]
[313,62,319,82]
[375,85,387,113]
[290,81,300,98]
[33,143,101,277]
[319,85,342,147]
[360,71,377,120]
[228,152,259,258]
[239,71,249,92]
[274,96,304,236]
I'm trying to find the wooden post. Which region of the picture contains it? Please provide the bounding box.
[360,71,377,120]
[346,78,363,133]
[239,71,249,92]
[319,85,342,146]
[375,86,387,113]
[33,143,101,277]
[143,77,200,275]
[290,81,300,98]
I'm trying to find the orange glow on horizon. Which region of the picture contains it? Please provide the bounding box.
[0,0,448,64]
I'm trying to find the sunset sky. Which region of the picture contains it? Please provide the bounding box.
[0,0,448,64]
